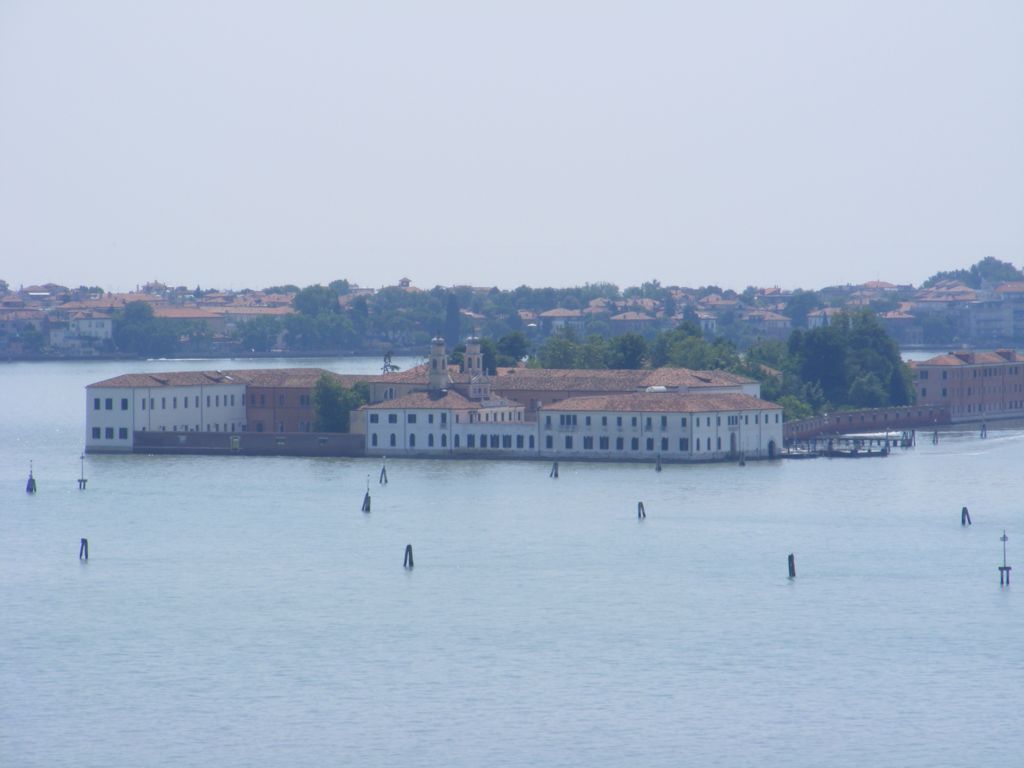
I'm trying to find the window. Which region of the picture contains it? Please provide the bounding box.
[680,416,687,427]
[118,427,128,439]
[631,437,639,450]
[184,397,189,409]
[409,434,416,448]
[716,416,721,426]
[585,416,591,426]
[516,435,524,448]
[717,437,722,450]
[601,416,607,426]
[599,436,609,449]
[161,397,166,409]
[388,414,398,424]
[371,433,378,447]
[468,434,476,448]
[545,415,552,428]
[173,397,177,409]
[93,398,101,410]
[545,435,552,449]
[428,414,434,424]
[142,399,147,411]
[646,437,654,451]
[150,398,154,410]
[441,413,447,425]
[616,437,624,450]
[259,394,265,406]
[454,434,460,448]
[660,415,667,429]
[661,437,668,451]
[92,427,101,439]
[942,389,947,397]
[217,395,222,407]
[583,436,594,449]
[389,434,396,447]
[105,398,113,410]
[680,438,689,451]
[502,435,512,448]
[631,417,638,427]
[121,398,129,411]
[428,433,434,447]
[441,434,448,447]
[920,371,929,380]
[565,436,573,449]
[104,427,114,439]
[617,416,623,427]
[529,435,535,449]
[408,414,417,424]
[208,395,212,407]
[921,388,927,397]
[370,414,379,423]
[645,417,652,429]
[195,396,199,407]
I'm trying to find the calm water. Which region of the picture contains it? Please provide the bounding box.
[2,359,1022,767]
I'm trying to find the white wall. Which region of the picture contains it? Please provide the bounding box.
[86,383,247,451]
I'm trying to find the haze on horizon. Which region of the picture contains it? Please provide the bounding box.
[1,1,1021,294]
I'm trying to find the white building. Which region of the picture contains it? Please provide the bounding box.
[86,371,248,452]
[538,392,783,461]
[360,390,782,461]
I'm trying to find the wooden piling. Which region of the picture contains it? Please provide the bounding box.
[361,491,371,512]
[788,553,796,579]
[550,462,559,478]
[79,538,88,560]
[404,544,414,569]
[961,506,971,526]
[637,501,646,520]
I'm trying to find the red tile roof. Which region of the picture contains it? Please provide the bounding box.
[362,389,480,410]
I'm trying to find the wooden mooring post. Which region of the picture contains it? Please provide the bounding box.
[961,506,971,526]
[79,538,89,560]
[788,553,796,579]
[403,544,414,569]
[999,530,1011,585]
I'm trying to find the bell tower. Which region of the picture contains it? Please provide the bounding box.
[464,335,484,377]
[428,336,450,392]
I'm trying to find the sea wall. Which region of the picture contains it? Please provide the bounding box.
[132,430,365,457]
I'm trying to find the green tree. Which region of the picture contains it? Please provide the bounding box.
[608,333,647,369]
[496,331,529,366]
[293,284,341,317]
[312,375,369,432]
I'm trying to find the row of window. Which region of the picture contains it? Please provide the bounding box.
[369,432,540,450]
[95,394,238,411]
[544,413,778,429]
[921,366,1023,381]
[93,397,129,411]
[91,427,129,440]
[544,435,718,452]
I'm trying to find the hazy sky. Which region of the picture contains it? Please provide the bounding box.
[2,1,1022,293]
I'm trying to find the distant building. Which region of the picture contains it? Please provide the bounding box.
[909,349,1024,422]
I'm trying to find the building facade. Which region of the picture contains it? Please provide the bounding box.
[910,350,1024,422]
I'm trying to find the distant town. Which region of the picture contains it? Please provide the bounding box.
[4,257,1024,361]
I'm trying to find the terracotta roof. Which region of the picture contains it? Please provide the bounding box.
[610,311,655,321]
[540,392,780,413]
[362,389,480,410]
[87,367,373,389]
[488,367,754,392]
[538,308,583,318]
[88,370,249,388]
[914,350,1023,367]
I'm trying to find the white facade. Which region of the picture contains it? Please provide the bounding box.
[362,392,783,462]
[86,382,247,452]
[538,403,782,461]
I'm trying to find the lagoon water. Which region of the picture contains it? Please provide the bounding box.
[2,359,1022,767]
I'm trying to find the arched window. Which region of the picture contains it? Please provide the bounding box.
[441,434,447,447]
[409,434,416,448]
